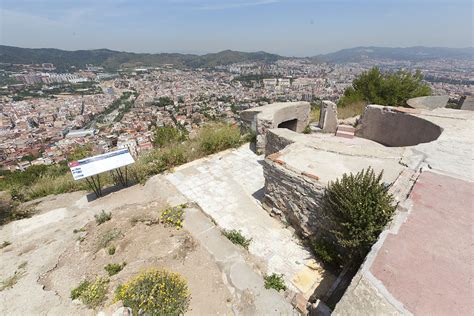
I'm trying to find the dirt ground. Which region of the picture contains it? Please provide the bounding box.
[0,177,234,315]
[39,202,233,315]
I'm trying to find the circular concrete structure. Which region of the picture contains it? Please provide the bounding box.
[355,105,443,147]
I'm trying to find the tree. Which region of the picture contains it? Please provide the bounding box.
[153,126,186,147]
[338,67,431,108]
[68,144,94,162]
[154,96,174,107]
[323,167,396,261]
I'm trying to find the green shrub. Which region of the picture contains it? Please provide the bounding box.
[97,229,123,250]
[115,269,190,315]
[197,124,241,155]
[222,229,252,249]
[153,126,187,147]
[338,67,431,108]
[159,146,189,169]
[94,210,112,225]
[107,246,116,255]
[104,262,126,276]
[70,280,90,300]
[310,239,342,268]
[264,273,287,291]
[323,167,396,260]
[70,277,109,308]
[73,227,86,234]
[160,205,185,229]
[242,129,257,143]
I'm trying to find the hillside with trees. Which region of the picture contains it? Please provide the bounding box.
[0,45,284,70]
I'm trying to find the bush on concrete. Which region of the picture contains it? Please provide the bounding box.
[323,167,396,260]
[222,229,252,249]
[115,269,190,315]
[94,210,112,225]
[70,277,109,309]
[264,273,287,292]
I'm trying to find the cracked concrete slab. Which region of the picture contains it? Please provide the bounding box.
[166,145,334,299]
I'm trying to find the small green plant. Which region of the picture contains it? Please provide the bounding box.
[0,270,26,291]
[222,229,252,249]
[303,125,311,134]
[73,227,86,233]
[97,229,123,250]
[130,215,160,226]
[198,123,241,154]
[115,269,190,315]
[264,273,287,292]
[242,129,257,143]
[310,239,342,268]
[71,280,91,300]
[94,210,112,225]
[104,262,126,276]
[0,241,12,249]
[107,246,116,255]
[70,277,109,309]
[160,205,186,229]
[323,167,396,260]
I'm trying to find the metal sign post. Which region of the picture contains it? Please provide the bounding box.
[69,149,135,198]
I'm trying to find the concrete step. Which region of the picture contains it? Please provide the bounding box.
[337,124,355,133]
[336,125,355,139]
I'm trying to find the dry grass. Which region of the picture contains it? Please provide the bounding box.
[338,102,367,120]
[26,174,92,201]
[0,270,26,291]
[310,107,321,123]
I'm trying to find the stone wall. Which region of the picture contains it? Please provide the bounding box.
[262,153,332,239]
[265,129,299,156]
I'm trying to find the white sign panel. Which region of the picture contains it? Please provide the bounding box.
[68,149,135,180]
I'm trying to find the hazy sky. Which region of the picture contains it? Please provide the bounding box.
[1,0,472,56]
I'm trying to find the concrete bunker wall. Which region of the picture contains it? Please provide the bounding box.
[240,102,310,153]
[262,154,334,241]
[278,119,298,131]
[356,105,443,147]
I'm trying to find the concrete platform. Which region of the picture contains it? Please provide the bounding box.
[371,171,473,315]
[332,107,474,315]
[166,145,335,300]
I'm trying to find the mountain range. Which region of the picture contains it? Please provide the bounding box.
[0,45,472,70]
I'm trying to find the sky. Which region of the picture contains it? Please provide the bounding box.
[0,0,472,56]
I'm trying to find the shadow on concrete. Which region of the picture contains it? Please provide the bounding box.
[247,141,257,153]
[85,182,136,202]
[252,187,265,202]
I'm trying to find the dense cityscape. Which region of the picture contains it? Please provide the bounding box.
[0,55,472,171]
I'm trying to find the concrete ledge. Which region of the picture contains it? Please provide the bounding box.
[407,95,449,110]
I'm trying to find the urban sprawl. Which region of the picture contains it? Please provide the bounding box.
[0,57,472,171]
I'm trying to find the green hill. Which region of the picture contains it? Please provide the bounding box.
[0,45,284,70]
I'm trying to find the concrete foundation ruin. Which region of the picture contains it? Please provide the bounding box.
[240,99,474,315]
[240,101,310,153]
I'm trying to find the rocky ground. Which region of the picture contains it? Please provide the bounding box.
[0,172,299,315]
[1,145,337,315]
[0,178,236,315]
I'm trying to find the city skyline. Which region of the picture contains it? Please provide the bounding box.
[1,0,473,57]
